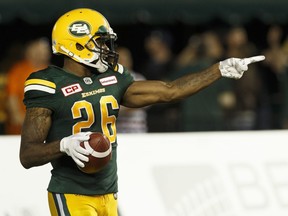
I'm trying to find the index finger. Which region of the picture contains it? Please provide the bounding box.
[243,55,265,65]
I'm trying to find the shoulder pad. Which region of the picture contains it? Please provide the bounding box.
[24,77,56,95]
[114,64,124,74]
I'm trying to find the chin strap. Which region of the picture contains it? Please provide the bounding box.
[59,46,108,73]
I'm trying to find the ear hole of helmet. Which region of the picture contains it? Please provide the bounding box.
[76,43,84,51]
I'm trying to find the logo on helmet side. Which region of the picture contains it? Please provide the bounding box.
[69,21,91,37]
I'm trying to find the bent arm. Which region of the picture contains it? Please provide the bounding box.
[20,107,63,169]
[122,63,221,108]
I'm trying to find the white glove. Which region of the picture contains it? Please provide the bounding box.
[60,132,92,168]
[219,55,265,79]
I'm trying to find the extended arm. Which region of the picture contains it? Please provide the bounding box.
[122,63,221,108]
[122,56,265,108]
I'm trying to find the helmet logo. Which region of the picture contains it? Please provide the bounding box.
[69,21,91,36]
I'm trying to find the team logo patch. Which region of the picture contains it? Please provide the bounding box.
[83,77,93,85]
[61,83,82,96]
[69,21,90,37]
[99,76,118,86]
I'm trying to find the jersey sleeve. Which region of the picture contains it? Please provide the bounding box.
[23,71,57,111]
[114,63,134,93]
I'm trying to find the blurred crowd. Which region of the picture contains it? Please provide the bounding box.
[0,37,51,135]
[138,24,288,132]
[0,22,288,134]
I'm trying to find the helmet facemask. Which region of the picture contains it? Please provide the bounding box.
[84,29,119,73]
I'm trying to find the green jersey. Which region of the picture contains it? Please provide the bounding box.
[24,64,134,195]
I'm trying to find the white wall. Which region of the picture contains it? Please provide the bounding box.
[0,135,51,216]
[1,131,288,216]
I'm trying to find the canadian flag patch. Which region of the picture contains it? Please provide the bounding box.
[99,76,118,86]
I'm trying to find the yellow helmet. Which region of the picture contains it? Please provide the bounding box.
[52,8,118,73]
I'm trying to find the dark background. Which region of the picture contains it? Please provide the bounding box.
[1,0,288,70]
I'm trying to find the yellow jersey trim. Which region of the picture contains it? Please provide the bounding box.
[25,79,56,89]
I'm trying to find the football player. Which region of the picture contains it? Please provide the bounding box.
[19,8,265,216]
